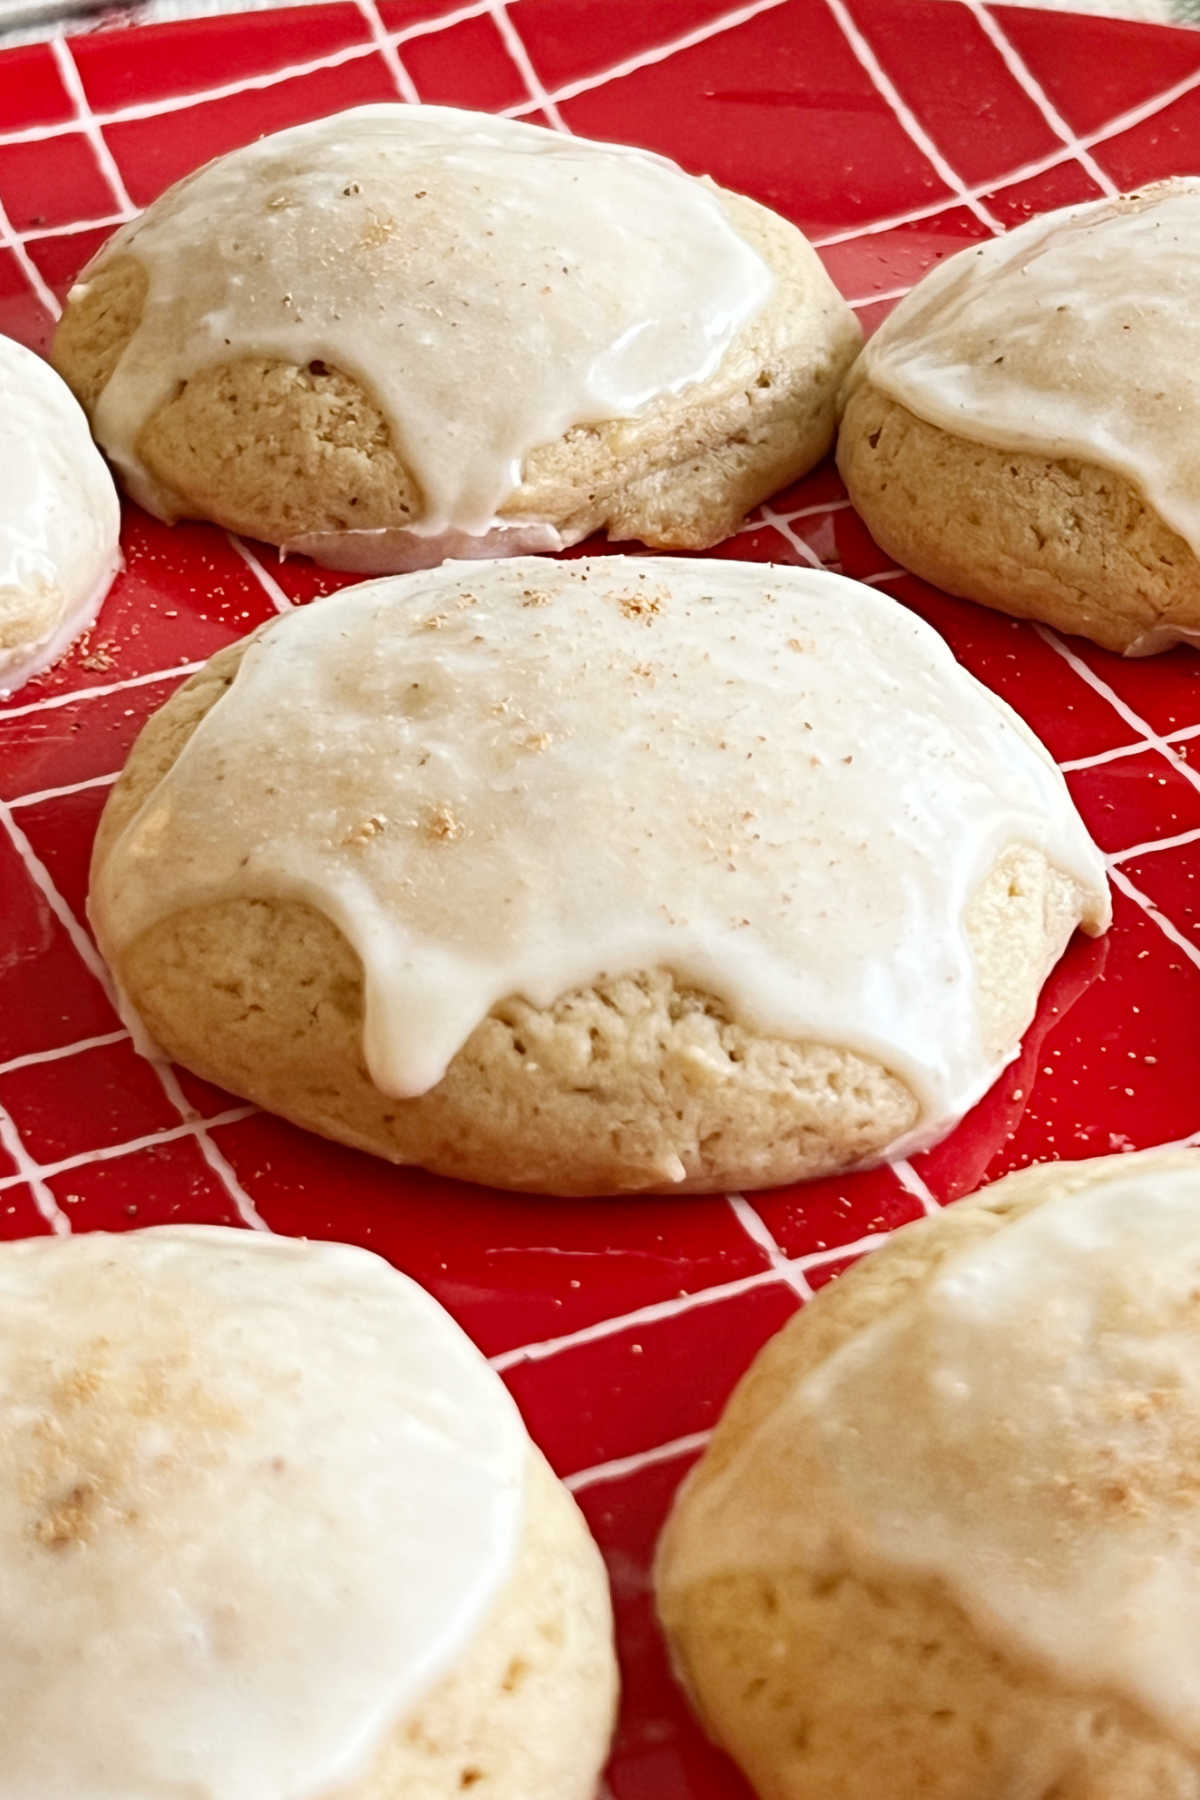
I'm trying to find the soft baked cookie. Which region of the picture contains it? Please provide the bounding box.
[0,1225,616,1798]
[837,180,1200,655]
[88,556,1108,1195]
[657,1148,1200,1800]
[52,104,861,572]
[0,334,120,696]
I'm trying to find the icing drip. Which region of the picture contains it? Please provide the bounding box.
[0,335,120,698]
[661,1154,1200,1748]
[0,1226,525,1798]
[78,104,774,548]
[92,557,1109,1149]
[856,179,1200,559]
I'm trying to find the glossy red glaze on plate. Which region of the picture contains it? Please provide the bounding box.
[1,3,1199,1790]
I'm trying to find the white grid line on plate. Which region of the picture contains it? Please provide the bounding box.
[226,534,294,613]
[0,798,269,1230]
[566,1428,712,1493]
[961,0,1120,200]
[822,0,1001,235]
[500,0,791,118]
[488,1265,787,1373]
[812,57,1200,253]
[0,0,497,147]
[1060,740,1158,773]
[0,1029,129,1077]
[1109,864,1200,976]
[0,1105,258,1195]
[759,504,825,569]
[1109,822,1200,869]
[0,1102,69,1233]
[8,770,119,809]
[354,0,421,104]
[50,35,137,217]
[727,1193,814,1300]
[20,209,133,244]
[0,659,205,719]
[492,1222,902,1378]
[1036,626,1200,805]
[489,0,570,132]
[0,187,59,318]
[894,1157,940,1213]
[848,279,914,310]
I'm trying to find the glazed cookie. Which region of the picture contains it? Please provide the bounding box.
[656,1149,1200,1800]
[52,104,861,572]
[838,180,1200,654]
[0,334,120,697]
[89,557,1108,1195]
[0,1225,616,1798]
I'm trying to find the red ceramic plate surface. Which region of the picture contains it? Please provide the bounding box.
[2,1,1200,1790]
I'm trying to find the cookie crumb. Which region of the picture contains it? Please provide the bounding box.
[342,814,387,847]
[423,804,463,843]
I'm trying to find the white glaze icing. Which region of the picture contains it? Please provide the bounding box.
[0,335,121,698]
[0,1224,525,1799]
[77,104,774,559]
[856,179,1200,589]
[660,1152,1200,1747]
[92,557,1109,1152]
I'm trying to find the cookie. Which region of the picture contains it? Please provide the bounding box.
[0,334,120,697]
[657,1149,1200,1800]
[52,104,861,573]
[0,1225,616,1797]
[837,180,1200,655]
[88,556,1108,1195]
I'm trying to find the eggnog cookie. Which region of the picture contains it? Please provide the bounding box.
[657,1149,1200,1800]
[88,556,1108,1195]
[0,1224,615,1799]
[0,334,119,697]
[838,180,1200,655]
[52,104,860,573]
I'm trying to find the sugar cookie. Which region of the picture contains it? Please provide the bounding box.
[658,1149,1200,1800]
[89,557,1108,1194]
[0,334,120,697]
[0,1224,615,1798]
[53,104,860,571]
[838,180,1200,654]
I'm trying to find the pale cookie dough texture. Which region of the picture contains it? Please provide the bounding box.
[0,1225,616,1800]
[89,556,1109,1196]
[657,1148,1200,1800]
[838,180,1200,655]
[0,334,120,697]
[51,103,861,572]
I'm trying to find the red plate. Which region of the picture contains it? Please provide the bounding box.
[2,1,1200,1790]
